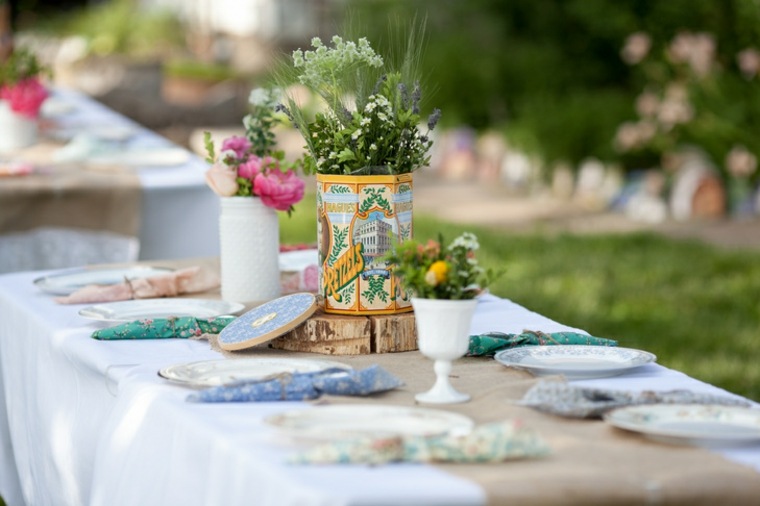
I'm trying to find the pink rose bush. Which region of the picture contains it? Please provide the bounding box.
[0,77,48,118]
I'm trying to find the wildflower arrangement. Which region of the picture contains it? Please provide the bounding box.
[0,48,49,118]
[383,232,499,300]
[278,33,441,175]
[204,87,305,213]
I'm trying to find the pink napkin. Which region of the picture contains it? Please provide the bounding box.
[55,266,220,304]
[0,161,34,177]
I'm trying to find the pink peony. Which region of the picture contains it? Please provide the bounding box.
[237,155,265,180]
[0,78,48,118]
[220,136,252,159]
[204,162,239,196]
[253,169,305,211]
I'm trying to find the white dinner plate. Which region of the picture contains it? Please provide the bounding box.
[264,404,474,442]
[34,266,174,296]
[159,357,352,388]
[278,249,318,272]
[78,298,244,322]
[87,147,190,167]
[494,345,656,379]
[604,404,760,447]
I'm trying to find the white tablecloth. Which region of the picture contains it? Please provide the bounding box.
[5,87,220,262]
[0,269,758,506]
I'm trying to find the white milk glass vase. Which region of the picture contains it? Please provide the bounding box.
[219,196,281,303]
[0,100,37,153]
[411,297,478,404]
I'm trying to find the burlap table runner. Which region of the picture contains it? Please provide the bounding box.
[213,333,760,505]
[126,258,760,505]
[0,141,141,236]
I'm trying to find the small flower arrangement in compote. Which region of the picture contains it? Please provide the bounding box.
[278,32,441,175]
[203,87,305,214]
[0,47,49,118]
[383,232,500,300]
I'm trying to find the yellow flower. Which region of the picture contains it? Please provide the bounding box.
[425,260,449,286]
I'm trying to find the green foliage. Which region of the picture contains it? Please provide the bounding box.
[30,0,184,59]
[345,0,760,174]
[382,232,500,300]
[277,28,440,175]
[202,131,215,164]
[163,60,239,82]
[281,200,760,401]
[243,88,281,158]
[0,47,46,86]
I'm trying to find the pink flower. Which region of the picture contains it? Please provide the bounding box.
[221,136,252,159]
[253,169,305,211]
[237,155,264,180]
[0,78,48,118]
[204,162,239,196]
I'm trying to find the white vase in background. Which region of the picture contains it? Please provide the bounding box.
[219,196,281,304]
[0,100,37,153]
[412,297,478,404]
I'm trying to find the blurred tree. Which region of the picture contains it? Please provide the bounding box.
[344,0,760,176]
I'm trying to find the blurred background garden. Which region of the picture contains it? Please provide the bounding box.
[5,0,760,400]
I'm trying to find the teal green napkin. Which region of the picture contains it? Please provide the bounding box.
[91,316,235,340]
[467,330,618,357]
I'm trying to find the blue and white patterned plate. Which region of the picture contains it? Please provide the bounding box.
[217,293,317,351]
[494,345,656,379]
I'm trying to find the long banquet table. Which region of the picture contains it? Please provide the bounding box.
[0,87,219,262]
[0,262,759,506]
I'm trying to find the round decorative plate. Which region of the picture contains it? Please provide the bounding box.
[34,266,174,296]
[78,298,245,322]
[159,357,352,388]
[494,345,656,379]
[604,404,760,447]
[217,293,317,351]
[264,404,474,442]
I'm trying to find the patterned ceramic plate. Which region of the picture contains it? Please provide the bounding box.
[78,298,245,322]
[494,345,656,379]
[264,404,474,442]
[34,266,174,296]
[159,357,352,388]
[604,404,760,447]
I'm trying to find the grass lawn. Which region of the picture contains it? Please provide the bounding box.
[283,193,760,402]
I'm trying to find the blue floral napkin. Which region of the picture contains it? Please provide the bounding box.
[186,365,403,403]
[288,420,550,465]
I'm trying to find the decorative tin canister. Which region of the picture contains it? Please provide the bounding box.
[317,173,413,315]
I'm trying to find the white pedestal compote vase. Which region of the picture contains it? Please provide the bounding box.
[412,297,478,404]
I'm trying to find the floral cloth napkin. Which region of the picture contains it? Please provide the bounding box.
[56,266,219,304]
[287,419,550,465]
[91,316,234,340]
[186,365,403,402]
[518,380,752,419]
[467,330,618,357]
